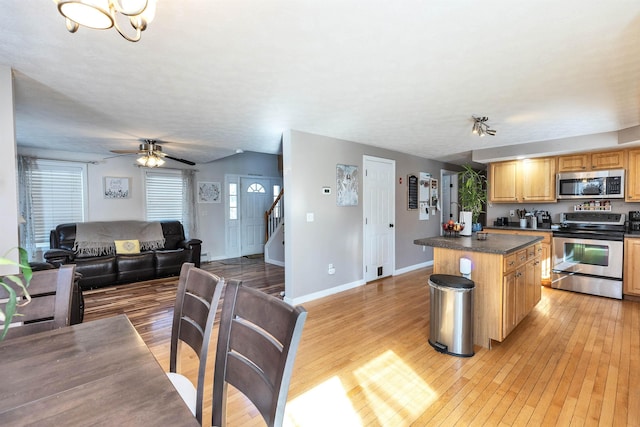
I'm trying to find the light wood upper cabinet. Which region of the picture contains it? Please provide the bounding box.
[557,153,589,172]
[489,160,518,202]
[591,150,626,170]
[626,149,640,202]
[557,149,626,172]
[489,157,556,203]
[624,237,640,296]
[520,157,556,201]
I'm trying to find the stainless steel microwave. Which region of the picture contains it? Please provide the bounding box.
[556,169,625,199]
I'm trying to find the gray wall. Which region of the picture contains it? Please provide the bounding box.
[283,129,457,303]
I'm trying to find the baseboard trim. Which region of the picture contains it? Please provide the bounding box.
[285,279,365,306]
[394,260,433,276]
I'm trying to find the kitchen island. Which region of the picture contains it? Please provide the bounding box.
[415,233,543,349]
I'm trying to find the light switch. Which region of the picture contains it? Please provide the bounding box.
[306,212,314,222]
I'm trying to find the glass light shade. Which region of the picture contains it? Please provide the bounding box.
[58,0,113,29]
[119,0,155,21]
[137,154,165,167]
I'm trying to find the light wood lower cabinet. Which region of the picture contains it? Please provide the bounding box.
[433,241,542,348]
[487,229,551,285]
[624,237,640,296]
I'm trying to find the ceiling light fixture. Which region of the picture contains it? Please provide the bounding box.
[52,0,156,42]
[472,116,497,137]
[136,142,165,167]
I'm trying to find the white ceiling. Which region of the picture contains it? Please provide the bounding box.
[2,1,640,165]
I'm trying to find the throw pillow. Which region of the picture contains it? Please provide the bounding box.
[114,239,141,254]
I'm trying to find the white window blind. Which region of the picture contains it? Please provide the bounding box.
[145,171,183,222]
[31,160,86,248]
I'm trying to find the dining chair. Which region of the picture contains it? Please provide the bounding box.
[0,264,76,340]
[166,262,224,425]
[211,280,307,427]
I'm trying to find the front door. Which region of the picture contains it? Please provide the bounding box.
[240,177,271,256]
[363,156,395,282]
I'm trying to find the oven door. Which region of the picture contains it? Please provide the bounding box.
[552,236,623,279]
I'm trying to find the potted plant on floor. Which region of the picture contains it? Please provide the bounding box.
[458,164,487,234]
[0,247,32,340]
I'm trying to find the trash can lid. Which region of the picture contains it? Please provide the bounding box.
[429,274,475,289]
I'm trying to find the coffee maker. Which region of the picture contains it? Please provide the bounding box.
[629,211,640,233]
[536,211,552,229]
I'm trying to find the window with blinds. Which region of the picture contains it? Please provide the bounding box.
[145,170,184,222]
[31,160,87,248]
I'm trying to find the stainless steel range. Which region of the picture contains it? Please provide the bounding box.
[552,212,625,299]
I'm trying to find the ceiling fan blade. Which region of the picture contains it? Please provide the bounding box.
[165,155,196,166]
[111,149,144,154]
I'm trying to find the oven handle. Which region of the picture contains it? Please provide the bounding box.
[552,231,624,241]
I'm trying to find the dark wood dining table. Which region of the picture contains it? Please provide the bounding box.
[0,314,199,426]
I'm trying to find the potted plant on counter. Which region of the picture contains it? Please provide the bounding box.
[458,164,487,234]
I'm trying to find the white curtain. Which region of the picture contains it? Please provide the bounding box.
[182,169,198,239]
[17,156,37,260]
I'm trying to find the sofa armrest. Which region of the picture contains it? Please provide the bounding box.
[179,238,202,249]
[178,239,202,267]
[44,248,75,267]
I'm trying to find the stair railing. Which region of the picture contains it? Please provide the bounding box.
[265,188,284,243]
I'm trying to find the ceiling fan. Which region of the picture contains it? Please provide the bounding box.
[110,139,196,166]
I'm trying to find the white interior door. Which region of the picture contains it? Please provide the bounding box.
[240,177,271,256]
[363,156,395,282]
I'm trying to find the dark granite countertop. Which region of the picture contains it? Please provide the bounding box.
[414,233,543,255]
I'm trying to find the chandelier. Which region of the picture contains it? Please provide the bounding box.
[472,116,497,137]
[136,142,165,167]
[52,0,156,42]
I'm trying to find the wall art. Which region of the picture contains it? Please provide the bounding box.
[198,181,221,203]
[104,176,131,199]
[336,164,358,206]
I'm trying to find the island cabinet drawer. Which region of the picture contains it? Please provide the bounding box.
[527,243,542,260]
[516,249,528,265]
[504,249,527,272]
[504,253,517,272]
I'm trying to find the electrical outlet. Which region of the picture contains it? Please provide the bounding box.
[509,209,515,217]
[328,264,336,275]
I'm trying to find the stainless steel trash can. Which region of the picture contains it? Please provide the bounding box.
[428,274,475,357]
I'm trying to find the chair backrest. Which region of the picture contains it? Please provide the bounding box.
[212,281,307,427]
[170,262,224,423]
[0,264,76,340]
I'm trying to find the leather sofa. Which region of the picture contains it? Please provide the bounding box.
[44,221,202,290]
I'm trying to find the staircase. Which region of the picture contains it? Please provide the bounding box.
[264,189,284,266]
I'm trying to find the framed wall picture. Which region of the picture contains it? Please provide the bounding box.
[104,177,131,199]
[198,181,221,203]
[336,164,358,206]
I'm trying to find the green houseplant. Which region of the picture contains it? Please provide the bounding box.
[458,164,488,232]
[0,247,32,340]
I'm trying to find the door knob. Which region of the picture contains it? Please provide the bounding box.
[389,224,394,228]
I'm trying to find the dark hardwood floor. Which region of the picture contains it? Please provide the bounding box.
[82,259,640,426]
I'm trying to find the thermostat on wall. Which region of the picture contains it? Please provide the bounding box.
[322,187,331,195]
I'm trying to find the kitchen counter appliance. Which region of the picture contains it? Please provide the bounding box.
[552,212,625,299]
[551,211,625,299]
[629,211,640,233]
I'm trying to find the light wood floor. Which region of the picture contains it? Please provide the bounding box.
[83,259,640,426]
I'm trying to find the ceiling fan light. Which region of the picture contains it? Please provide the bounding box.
[57,0,113,30]
[471,115,496,137]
